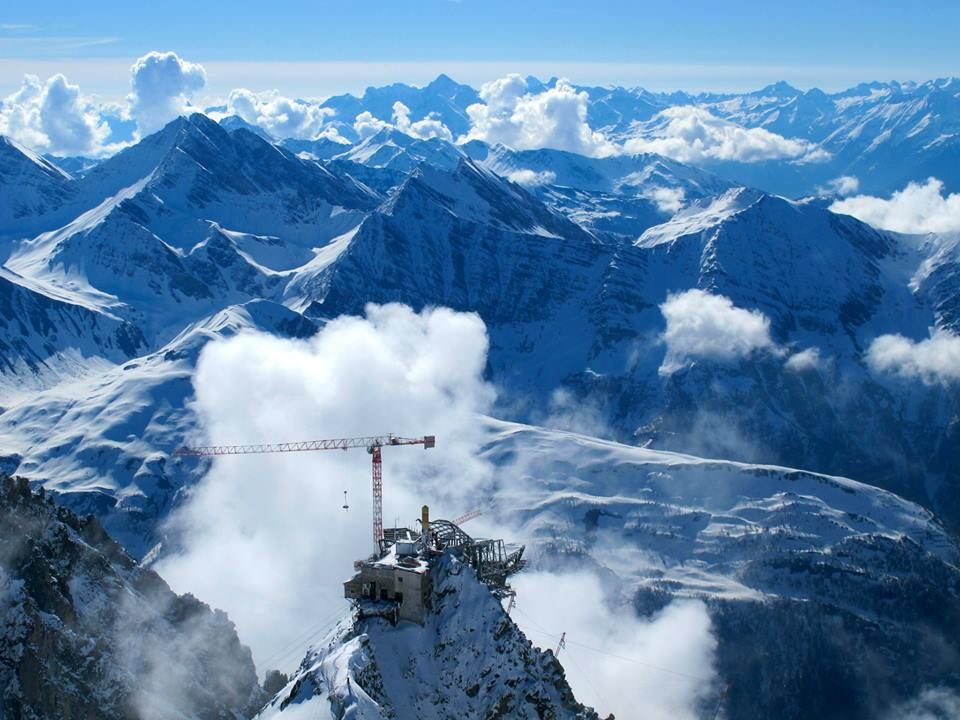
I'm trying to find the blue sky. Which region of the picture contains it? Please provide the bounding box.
[2,1,958,96]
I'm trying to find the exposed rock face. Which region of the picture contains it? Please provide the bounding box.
[258,555,605,720]
[0,474,265,719]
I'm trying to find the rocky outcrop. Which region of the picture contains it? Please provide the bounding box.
[259,555,605,720]
[0,474,265,719]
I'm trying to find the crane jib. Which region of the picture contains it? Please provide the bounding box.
[174,434,436,456]
[172,433,436,554]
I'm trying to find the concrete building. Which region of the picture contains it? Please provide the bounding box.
[344,548,432,624]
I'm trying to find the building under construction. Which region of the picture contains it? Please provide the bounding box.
[344,506,526,624]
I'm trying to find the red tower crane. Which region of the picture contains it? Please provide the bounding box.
[175,433,436,553]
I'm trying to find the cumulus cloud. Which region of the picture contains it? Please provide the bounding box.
[624,106,828,164]
[512,571,717,720]
[353,101,453,142]
[353,110,391,140]
[391,101,453,142]
[0,73,109,155]
[660,289,776,374]
[866,329,960,385]
[128,51,206,135]
[785,347,824,372]
[226,88,336,140]
[158,304,496,668]
[505,168,557,187]
[830,178,960,234]
[643,185,686,214]
[463,74,617,157]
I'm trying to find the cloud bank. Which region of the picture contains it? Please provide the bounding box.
[464,74,617,157]
[512,571,717,720]
[353,100,453,142]
[226,88,336,140]
[659,289,776,373]
[157,304,496,668]
[0,73,109,155]
[831,178,960,234]
[624,106,827,164]
[866,329,960,385]
[128,51,207,135]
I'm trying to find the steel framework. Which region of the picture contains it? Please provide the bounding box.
[175,434,436,552]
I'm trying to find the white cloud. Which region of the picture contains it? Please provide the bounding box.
[785,347,824,372]
[463,74,617,157]
[505,168,557,187]
[353,101,453,142]
[534,387,611,438]
[882,688,960,720]
[391,101,453,142]
[866,329,960,385]
[660,289,776,374]
[353,109,391,140]
[512,571,717,720]
[226,88,335,140]
[643,185,686,213]
[830,178,960,234]
[817,175,860,197]
[128,51,206,136]
[0,73,109,155]
[624,106,828,164]
[157,304,496,668]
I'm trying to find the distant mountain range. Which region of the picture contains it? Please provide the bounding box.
[271,74,960,197]
[2,78,960,719]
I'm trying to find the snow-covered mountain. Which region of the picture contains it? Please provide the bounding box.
[319,73,479,142]
[259,555,603,720]
[479,418,960,720]
[467,142,736,240]
[268,74,960,197]
[691,78,960,195]
[1,115,377,349]
[0,299,317,557]
[0,136,77,239]
[3,104,960,719]
[3,116,960,538]
[0,474,264,719]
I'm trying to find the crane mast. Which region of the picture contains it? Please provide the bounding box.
[175,433,436,553]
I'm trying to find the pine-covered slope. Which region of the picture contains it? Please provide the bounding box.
[0,474,265,719]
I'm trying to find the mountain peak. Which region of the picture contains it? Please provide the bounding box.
[259,554,603,720]
[426,72,460,93]
[757,80,802,97]
[0,135,72,181]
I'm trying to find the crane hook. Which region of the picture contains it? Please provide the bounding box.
[342,490,349,511]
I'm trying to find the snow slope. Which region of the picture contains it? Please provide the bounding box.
[477,418,960,720]
[257,555,601,720]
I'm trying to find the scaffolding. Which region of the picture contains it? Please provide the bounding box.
[429,519,526,593]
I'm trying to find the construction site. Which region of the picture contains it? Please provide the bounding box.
[345,505,527,624]
[176,432,527,625]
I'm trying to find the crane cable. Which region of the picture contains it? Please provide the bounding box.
[257,605,350,675]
